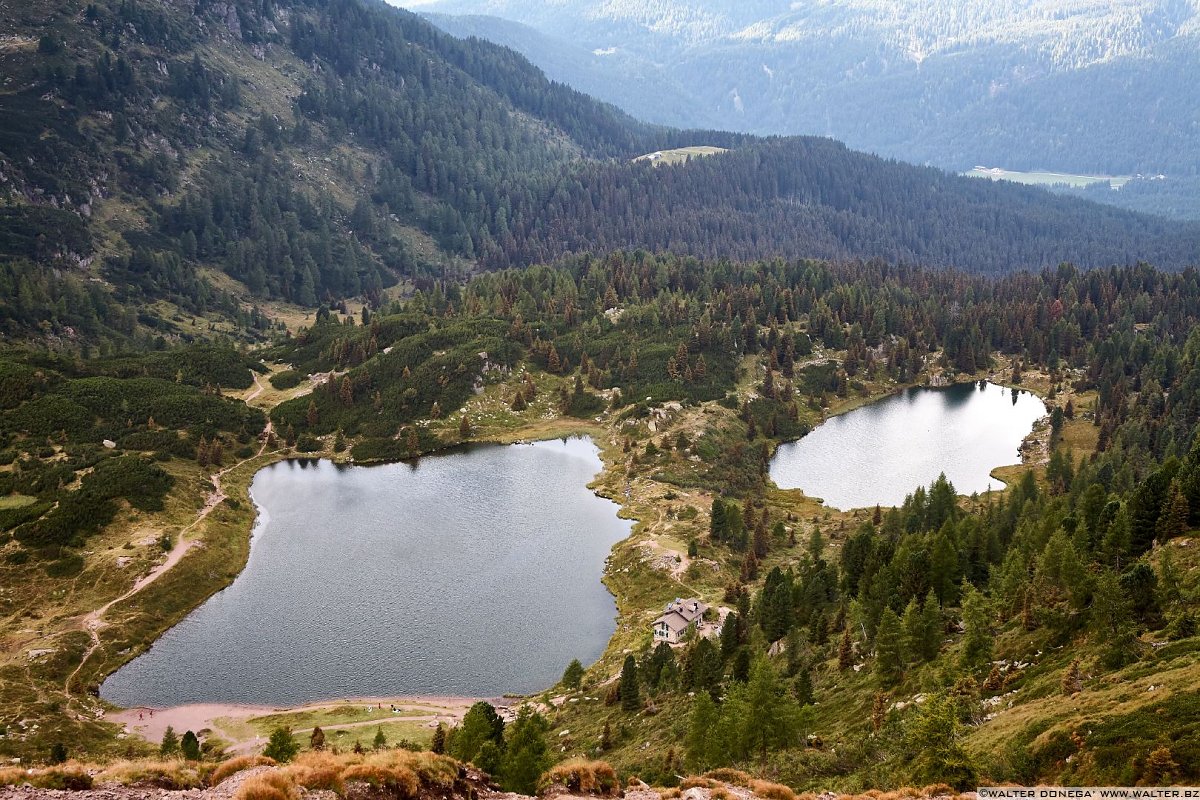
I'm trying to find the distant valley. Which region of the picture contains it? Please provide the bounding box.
[417,0,1200,218]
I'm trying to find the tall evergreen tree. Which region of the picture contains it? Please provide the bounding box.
[875,607,905,686]
[960,585,993,671]
[620,655,641,712]
[499,707,550,795]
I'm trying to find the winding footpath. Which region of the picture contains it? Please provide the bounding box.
[65,373,277,696]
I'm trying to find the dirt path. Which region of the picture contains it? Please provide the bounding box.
[245,371,266,404]
[65,396,279,695]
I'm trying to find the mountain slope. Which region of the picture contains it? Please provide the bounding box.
[416,0,1200,199]
[2,0,1199,350]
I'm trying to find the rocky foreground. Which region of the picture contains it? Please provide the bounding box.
[0,754,975,800]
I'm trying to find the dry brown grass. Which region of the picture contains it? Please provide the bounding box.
[341,763,419,798]
[681,777,719,790]
[212,748,458,800]
[211,755,278,786]
[99,758,210,789]
[0,764,93,790]
[704,769,753,788]
[750,779,797,800]
[539,760,620,796]
[281,751,345,794]
[0,768,26,787]
[235,771,299,800]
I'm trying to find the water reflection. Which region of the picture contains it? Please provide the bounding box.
[769,382,1045,510]
[101,437,631,706]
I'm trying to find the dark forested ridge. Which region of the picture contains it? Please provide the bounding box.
[2,0,1199,349]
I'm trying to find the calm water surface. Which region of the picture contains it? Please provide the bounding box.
[770,382,1045,510]
[101,437,631,707]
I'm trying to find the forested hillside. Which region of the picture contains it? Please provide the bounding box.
[256,255,1200,787]
[5,0,1200,788]
[4,248,1200,787]
[420,0,1200,177]
[3,0,1200,352]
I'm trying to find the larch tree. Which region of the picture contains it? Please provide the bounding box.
[959,585,993,671]
[620,655,641,712]
[874,607,904,686]
[499,707,550,794]
[562,658,584,689]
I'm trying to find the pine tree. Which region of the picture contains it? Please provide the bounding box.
[263,727,298,762]
[459,414,472,439]
[449,702,505,764]
[875,607,904,686]
[740,657,800,764]
[373,726,387,750]
[903,692,976,787]
[562,658,584,689]
[795,667,814,706]
[982,665,1003,693]
[901,597,923,663]
[431,723,446,754]
[160,726,180,756]
[310,725,326,750]
[837,627,854,670]
[620,655,641,712]
[600,720,613,752]
[1158,481,1190,541]
[710,497,727,542]
[499,707,550,794]
[684,691,718,770]
[181,730,201,760]
[306,399,319,428]
[1091,571,1139,668]
[960,586,993,671]
[871,691,888,732]
[721,611,741,656]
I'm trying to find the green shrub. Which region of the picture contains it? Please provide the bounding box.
[269,370,303,390]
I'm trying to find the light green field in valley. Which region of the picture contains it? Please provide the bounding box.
[634,145,728,165]
[964,165,1133,188]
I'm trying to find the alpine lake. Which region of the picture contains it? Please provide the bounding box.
[102,381,1044,707]
[770,381,1046,510]
[101,436,631,707]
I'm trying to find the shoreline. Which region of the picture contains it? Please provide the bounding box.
[109,695,495,754]
[94,427,626,753]
[763,371,1049,508]
[81,360,1056,758]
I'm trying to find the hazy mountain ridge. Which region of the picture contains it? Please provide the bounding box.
[418,0,1200,196]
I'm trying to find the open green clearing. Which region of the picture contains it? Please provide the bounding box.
[964,166,1133,188]
[634,146,729,165]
